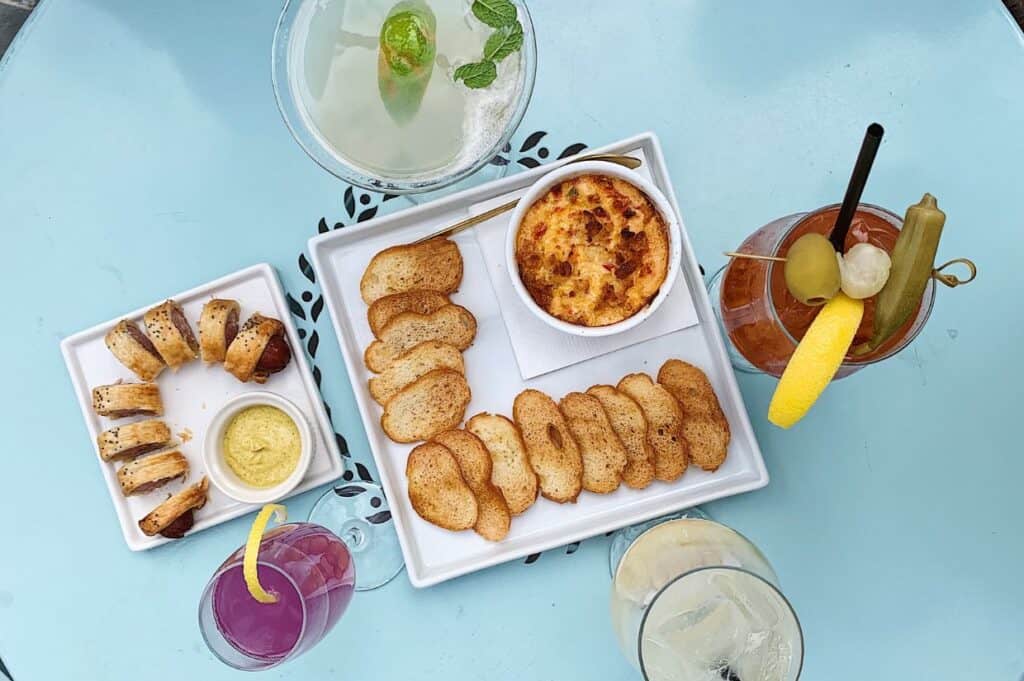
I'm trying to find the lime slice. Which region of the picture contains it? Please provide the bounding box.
[243,504,287,604]
[768,293,864,429]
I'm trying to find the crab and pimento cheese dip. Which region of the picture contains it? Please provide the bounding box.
[515,174,670,327]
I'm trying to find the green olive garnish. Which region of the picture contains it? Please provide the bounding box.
[784,233,841,306]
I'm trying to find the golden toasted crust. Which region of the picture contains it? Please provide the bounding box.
[368,291,450,338]
[380,369,471,443]
[92,382,163,419]
[143,300,198,370]
[512,389,582,503]
[617,373,688,482]
[96,419,172,462]
[224,313,285,383]
[515,174,670,327]
[364,305,476,373]
[466,413,538,515]
[586,385,656,489]
[117,450,188,496]
[104,320,166,381]
[368,341,465,405]
[657,360,731,472]
[406,442,478,532]
[199,299,240,363]
[138,477,209,536]
[360,238,463,304]
[559,392,627,494]
[433,430,511,542]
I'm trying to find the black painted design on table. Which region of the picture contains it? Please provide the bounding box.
[329,482,395,528]
[288,131,597,566]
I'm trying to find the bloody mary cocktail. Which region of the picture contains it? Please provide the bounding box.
[714,204,935,378]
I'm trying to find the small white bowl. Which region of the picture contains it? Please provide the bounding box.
[505,160,682,337]
[203,391,314,504]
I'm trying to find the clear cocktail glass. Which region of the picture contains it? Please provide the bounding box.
[609,511,803,681]
[707,203,936,378]
[272,0,537,197]
[198,522,355,670]
[199,482,404,670]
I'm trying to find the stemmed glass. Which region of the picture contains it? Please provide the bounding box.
[198,483,404,670]
[609,510,804,681]
[271,0,537,199]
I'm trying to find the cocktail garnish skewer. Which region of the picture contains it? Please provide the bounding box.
[723,251,788,263]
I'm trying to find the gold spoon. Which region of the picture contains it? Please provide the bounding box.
[410,153,643,245]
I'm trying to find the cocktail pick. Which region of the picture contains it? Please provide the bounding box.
[829,123,884,252]
[723,251,787,263]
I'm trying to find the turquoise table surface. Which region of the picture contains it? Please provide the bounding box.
[2,1,1023,679]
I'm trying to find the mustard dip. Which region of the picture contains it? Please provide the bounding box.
[222,405,301,488]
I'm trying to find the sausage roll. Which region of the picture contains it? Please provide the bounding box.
[117,450,188,496]
[92,382,163,419]
[144,300,199,370]
[138,477,209,538]
[198,299,240,363]
[224,313,292,384]
[105,320,166,381]
[96,419,172,462]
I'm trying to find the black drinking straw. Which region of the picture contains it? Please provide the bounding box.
[829,122,885,252]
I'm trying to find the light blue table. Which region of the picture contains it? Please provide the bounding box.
[2,1,1023,679]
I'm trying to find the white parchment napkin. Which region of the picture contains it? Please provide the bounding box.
[471,149,699,379]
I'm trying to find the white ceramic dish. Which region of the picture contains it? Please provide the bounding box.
[308,132,768,588]
[504,160,682,337]
[203,391,314,504]
[60,264,345,551]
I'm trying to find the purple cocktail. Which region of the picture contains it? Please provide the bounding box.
[198,522,355,670]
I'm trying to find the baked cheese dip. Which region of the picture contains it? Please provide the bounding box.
[515,174,670,326]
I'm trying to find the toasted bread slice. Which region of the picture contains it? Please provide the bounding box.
[466,413,538,515]
[559,392,627,494]
[368,290,450,338]
[657,360,731,472]
[434,430,511,541]
[406,442,477,532]
[512,389,582,503]
[368,341,465,405]
[617,373,688,482]
[381,369,471,443]
[364,304,477,373]
[360,238,463,304]
[586,385,656,489]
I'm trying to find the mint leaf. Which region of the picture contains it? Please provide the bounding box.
[483,21,523,63]
[472,0,517,28]
[453,60,497,89]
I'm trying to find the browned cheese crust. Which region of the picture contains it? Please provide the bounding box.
[515,174,670,327]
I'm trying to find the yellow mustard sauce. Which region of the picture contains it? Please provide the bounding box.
[222,405,301,488]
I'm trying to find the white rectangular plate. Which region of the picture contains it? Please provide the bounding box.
[61,264,345,551]
[309,133,768,587]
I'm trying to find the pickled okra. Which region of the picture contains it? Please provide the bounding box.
[854,193,945,354]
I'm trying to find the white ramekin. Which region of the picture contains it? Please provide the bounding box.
[504,160,682,337]
[203,391,314,504]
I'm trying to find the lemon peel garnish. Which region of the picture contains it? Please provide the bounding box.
[768,293,864,429]
[243,504,287,604]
